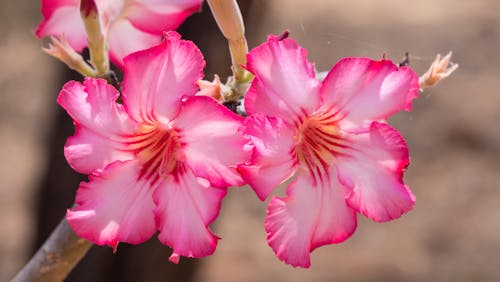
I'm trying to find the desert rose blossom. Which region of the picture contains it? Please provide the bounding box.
[58,32,250,263]
[238,34,419,267]
[36,0,203,67]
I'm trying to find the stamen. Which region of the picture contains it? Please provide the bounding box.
[121,123,184,183]
[295,113,349,184]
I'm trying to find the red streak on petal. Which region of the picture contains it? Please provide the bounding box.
[295,112,351,184]
[122,123,185,183]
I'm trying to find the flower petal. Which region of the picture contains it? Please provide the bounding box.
[58,78,138,173]
[40,0,76,17]
[173,96,250,187]
[245,35,321,121]
[237,114,297,200]
[320,58,419,129]
[265,172,357,268]
[107,19,161,68]
[126,0,202,34]
[65,125,134,174]
[336,122,415,222]
[58,77,137,135]
[36,2,87,51]
[154,168,226,263]
[66,160,156,248]
[122,31,205,123]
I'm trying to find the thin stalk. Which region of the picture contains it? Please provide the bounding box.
[11,218,92,282]
[207,0,251,82]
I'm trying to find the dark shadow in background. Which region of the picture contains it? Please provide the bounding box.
[32,1,257,281]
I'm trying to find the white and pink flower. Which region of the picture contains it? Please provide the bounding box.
[36,0,203,67]
[238,34,419,267]
[59,32,250,263]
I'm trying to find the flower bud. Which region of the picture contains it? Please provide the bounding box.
[207,0,249,82]
[207,0,244,40]
[419,51,458,89]
[197,75,223,102]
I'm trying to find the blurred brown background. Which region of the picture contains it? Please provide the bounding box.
[1,0,499,281]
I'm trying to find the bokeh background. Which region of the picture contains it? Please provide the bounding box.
[1,0,499,281]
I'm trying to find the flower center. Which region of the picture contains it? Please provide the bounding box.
[123,123,184,184]
[295,113,348,183]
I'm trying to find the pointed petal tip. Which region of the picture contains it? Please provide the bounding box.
[237,163,290,201]
[34,23,44,39]
[164,30,182,40]
[112,242,119,253]
[169,253,180,264]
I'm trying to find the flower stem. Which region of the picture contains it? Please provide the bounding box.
[11,218,92,282]
[207,0,251,82]
[80,0,110,77]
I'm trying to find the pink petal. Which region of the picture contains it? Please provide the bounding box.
[40,0,76,18]
[245,35,321,121]
[107,19,161,68]
[237,114,297,200]
[336,122,415,222]
[172,96,250,187]
[265,172,357,268]
[58,78,136,135]
[154,168,226,262]
[67,160,157,248]
[65,125,134,174]
[57,78,138,173]
[320,58,419,129]
[94,0,123,29]
[122,32,205,123]
[126,0,202,34]
[35,3,87,52]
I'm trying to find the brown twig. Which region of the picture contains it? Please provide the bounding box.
[11,218,92,282]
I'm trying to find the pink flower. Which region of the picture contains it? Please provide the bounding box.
[36,0,202,67]
[58,32,249,263]
[238,35,419,267]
